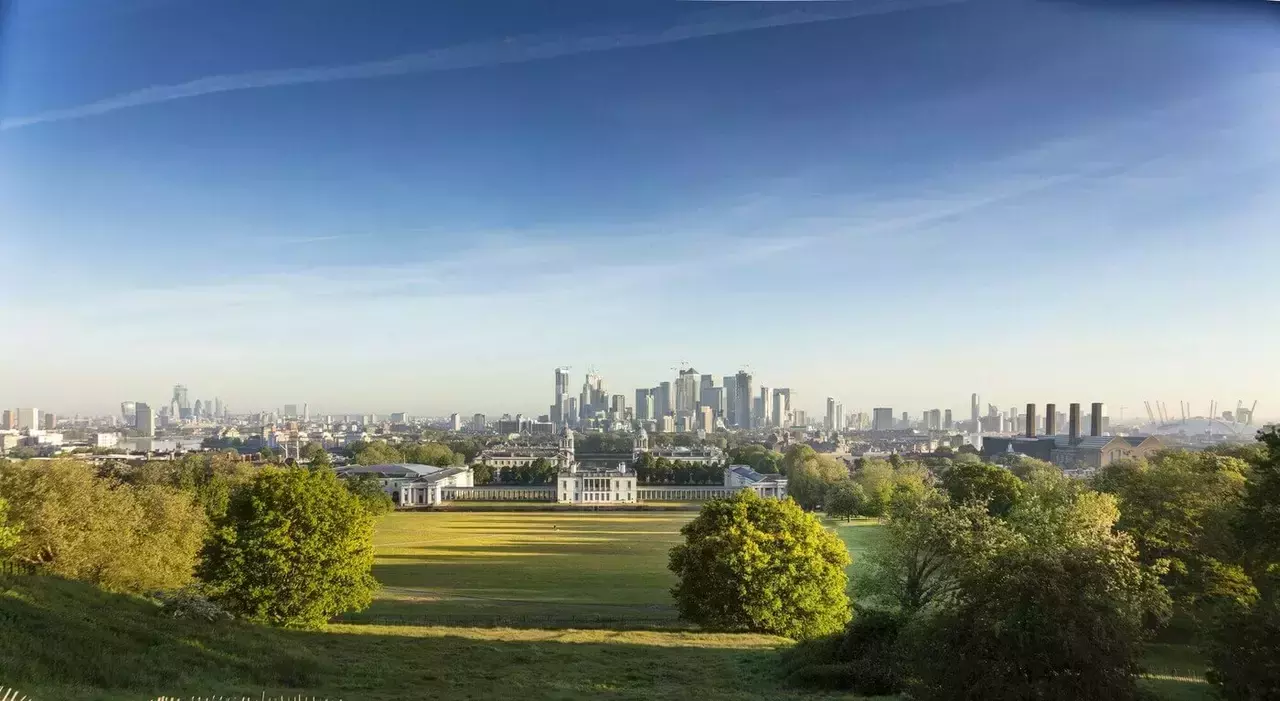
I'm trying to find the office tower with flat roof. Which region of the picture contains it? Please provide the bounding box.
[136,402,155,437]
[971,393,980,425]
[635,388,653,421]
[16,408,38,431]
[758,387,770,428]
[698,406,715,434]
[734,371,753,429]
[826,397,837,430]
[1,410,14,429]
[723,375,738,427]
[873,407,894,431]
[944,409,953,429]
[773,388,791,427]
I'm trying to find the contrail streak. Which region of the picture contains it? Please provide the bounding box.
[0,0,963,131]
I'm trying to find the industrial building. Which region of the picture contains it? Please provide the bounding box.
[980,402,1163,474]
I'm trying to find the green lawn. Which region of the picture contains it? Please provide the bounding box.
[0,510,1213,701]
[350,511,695,626]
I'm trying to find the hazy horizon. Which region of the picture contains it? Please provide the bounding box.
[2,0,1278,419]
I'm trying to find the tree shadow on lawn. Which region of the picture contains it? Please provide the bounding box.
[377,542,672,557]
[2,575,828,701]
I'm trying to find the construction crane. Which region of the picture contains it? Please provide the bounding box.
[1250,400,1258,425]
[1144,401,1156,424]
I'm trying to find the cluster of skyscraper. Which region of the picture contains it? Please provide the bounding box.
[551,367,801,432]
[118,384,233,438]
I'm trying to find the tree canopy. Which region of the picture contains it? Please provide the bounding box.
[784,446,849,510]
[199,467,378,628]
[825,481,866,522]
[669,490,851,639]
[0,459,206,592]
[1094,450,1251,610]
[940,460,1023,516]
[906,533,1168,701]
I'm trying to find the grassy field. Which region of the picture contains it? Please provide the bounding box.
[349,511,695,626]
[0,510,1213,700]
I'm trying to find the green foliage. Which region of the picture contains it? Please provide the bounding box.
[1095,451,1250,611]
[498,457,559,485]
[940,460,1023,516]
[1205,577,1280,701]
[126,451,256,522]
[852,459,897,517]
[857,491,1018,613]
[300,441,331,468]
[0,496,20,561]
[728,444,784,474]
[904,532,1169,701]
[574,432,634,454]
[824,481,866,522]
[784,447,849,510]
[344,474,394,515]
[1203,429,1280,700]
[781,607,907,695]
[852,458,931,517]
[470,462,496,485]
[668,490,851,639]
[1235,427,1280,576]
[198,467,378,628]
[0,460,206,592]
[632,454,724,485]
[350,440,404,465]
[403,442,464,467]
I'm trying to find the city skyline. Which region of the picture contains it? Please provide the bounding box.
[4,364,1270,425]
[3,0,1278,414]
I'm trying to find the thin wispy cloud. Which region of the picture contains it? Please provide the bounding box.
[0,0,965,131]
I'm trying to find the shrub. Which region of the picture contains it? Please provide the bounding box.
[198,467,377,628]
[781,607,907,695]
[669,490,850,639]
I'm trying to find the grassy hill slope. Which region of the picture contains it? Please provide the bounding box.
[0,575,861,701]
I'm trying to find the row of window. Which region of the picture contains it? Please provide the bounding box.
[559,492,633,501]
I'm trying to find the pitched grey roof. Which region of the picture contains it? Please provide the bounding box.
[337,463,447,479]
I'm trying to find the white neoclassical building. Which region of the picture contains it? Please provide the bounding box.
[336,463,474,506]
[557,426,638,504]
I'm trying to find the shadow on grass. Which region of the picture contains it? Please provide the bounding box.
[378,541,671,557]
[0,575,806,701]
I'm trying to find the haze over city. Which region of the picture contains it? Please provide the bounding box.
[2,0,1278,417]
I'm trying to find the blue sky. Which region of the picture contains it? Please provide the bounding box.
[1,0,1278,419]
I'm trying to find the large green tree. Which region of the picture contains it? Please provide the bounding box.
[825,481,866,522]
[784,446,849,510]
[857,491,1018,613]
[0,460,206,592]
[940,460,1023,517]
[1205,428,1280,699]
[199,467,378,628]
[669,490,851,639]
[905,533,1169,701]
[1094,450,1251,610]
[0,496,20,561]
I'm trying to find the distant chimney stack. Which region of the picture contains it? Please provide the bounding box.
[1091,402,1104,437]
[1069,403,1081,442]
[1026,403,1036,438]
[1045,403,1057,435]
